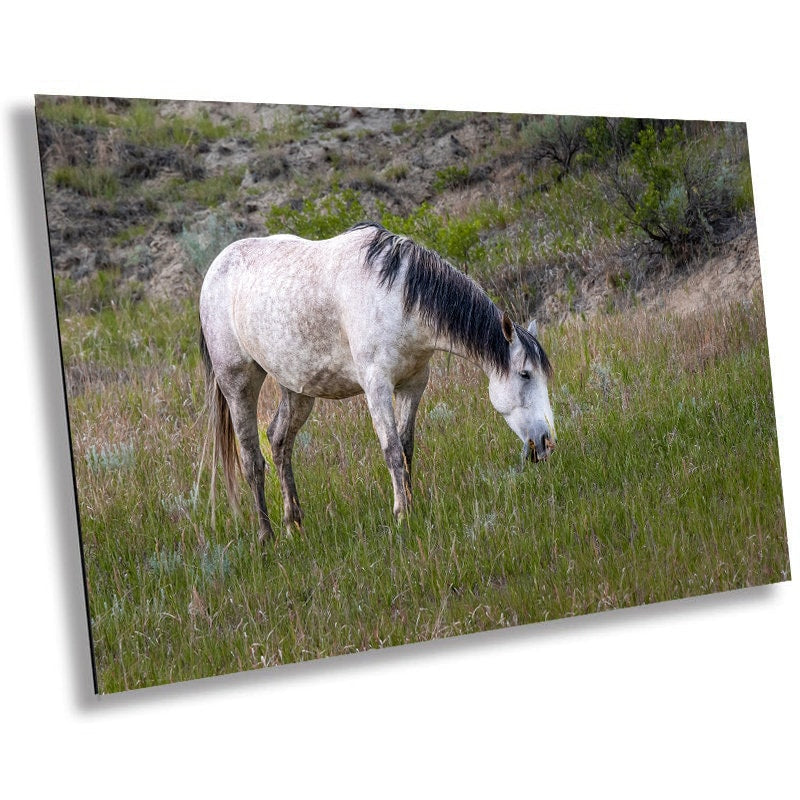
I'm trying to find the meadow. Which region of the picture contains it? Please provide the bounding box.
[58,280,788,692]
[40,100,788,691]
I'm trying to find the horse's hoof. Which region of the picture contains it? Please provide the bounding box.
[257,527,275,545]
[282,519,302,538]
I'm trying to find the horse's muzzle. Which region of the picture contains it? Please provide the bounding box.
[527,435,556,463]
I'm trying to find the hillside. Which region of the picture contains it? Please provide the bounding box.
[36,97,760,320]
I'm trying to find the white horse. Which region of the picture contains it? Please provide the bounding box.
[199,222,555,541]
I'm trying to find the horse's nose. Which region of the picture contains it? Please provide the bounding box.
[527,433,556,462]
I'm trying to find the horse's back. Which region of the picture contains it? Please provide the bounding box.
[199,228,391,397]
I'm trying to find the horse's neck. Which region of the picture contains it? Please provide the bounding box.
[429,331,495,377]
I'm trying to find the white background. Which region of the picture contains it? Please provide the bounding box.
[3,2,798,796]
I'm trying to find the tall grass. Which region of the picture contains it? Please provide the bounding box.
[52,165,120,200]
[56,278,788,692]
[38,97,243,146]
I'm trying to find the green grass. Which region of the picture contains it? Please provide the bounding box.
[120,101,231,147]
[157,167,246,208]
[38,97,243,147]
[57,284,788,692]
[252,108,310,147]
[36,96,116,127]
[433,164,473,192]
[52,165,120,200]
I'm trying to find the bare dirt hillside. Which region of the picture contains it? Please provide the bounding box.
[36,99,761,320]
[642,231,762,315]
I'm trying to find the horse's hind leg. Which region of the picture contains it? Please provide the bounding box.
[267,386,315,531]
[217,362,273,542]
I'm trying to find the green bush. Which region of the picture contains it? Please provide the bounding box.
[613,124,748,263]
[520,115,592,177]
[584,117,649,164]
[380,202,484,267]
[265,186,367,239]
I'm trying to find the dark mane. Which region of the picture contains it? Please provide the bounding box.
[350,222,552,377]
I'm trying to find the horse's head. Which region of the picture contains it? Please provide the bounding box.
[488,315,556,463]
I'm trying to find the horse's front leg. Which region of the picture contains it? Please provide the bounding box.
[394,366,429,478]
[363,372,411,520]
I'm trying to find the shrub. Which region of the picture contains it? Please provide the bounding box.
[86,442,135,473]
[417,110,468,138]
[250,150,289,182]
[613,124,748,263]
[520,115,592,178]
[265,186,367,239]
[584,117,649,164]
[345,167,393,195]
[379,202,484,267]
[180,213,242,275]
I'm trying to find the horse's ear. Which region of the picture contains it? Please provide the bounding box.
[527,319,538,337]
[501,311,514,343]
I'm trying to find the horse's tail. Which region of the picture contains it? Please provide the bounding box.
[199,321,241,518]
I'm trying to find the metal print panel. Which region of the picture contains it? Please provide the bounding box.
[35,96,790,693]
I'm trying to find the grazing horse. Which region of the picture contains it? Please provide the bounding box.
[199,222,555,541]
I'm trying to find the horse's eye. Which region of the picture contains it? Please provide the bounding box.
[519,370,531,380]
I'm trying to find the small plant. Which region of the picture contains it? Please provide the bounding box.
[85,442,135,473]
[180,213,242,275]
[383,163,408,182]
[254,108,309,147]
[161,167,246,208]
[147,547,184,574]
[110,224,148,247]
[427,402,455,425]
[432,164,472,193]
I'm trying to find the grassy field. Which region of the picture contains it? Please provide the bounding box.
[58,282,788,692]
